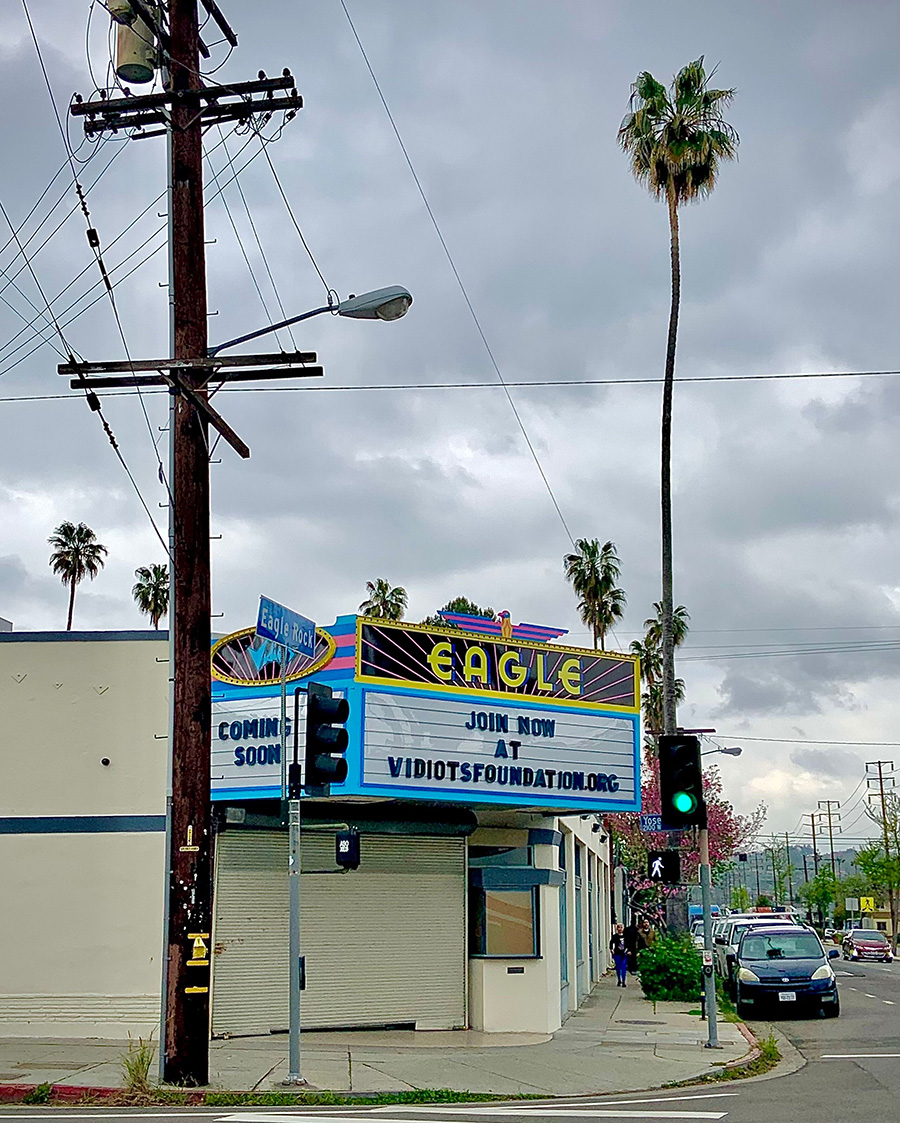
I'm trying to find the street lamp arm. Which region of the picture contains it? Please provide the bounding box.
[208,285,413,357]
[208,305,331,357]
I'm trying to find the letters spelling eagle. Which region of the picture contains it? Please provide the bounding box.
[437,610,568,644]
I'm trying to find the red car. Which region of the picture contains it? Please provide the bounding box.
[842,928,893,962]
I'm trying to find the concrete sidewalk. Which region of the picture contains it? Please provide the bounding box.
[0,975,752,1097]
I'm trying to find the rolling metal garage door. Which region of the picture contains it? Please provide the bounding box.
[212,828,466,1036]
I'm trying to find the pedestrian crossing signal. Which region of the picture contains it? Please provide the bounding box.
[648,850,681,884]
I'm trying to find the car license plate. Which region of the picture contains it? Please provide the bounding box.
[778,991,796,1002]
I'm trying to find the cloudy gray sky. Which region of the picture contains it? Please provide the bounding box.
[1,0,897,840]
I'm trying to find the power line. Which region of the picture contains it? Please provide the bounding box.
[338,0,574,546]
[714,736,900,747]
[256,132,331,296]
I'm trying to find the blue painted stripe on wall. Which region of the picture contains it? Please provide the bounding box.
[0,815,166,834]
[0,631,167,643]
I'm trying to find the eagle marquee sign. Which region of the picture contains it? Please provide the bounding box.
[209,611,641,813]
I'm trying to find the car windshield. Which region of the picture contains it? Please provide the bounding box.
[741,932,823,960]
[851,930,886,942]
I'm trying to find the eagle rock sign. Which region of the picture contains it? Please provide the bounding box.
[210,611,641,813]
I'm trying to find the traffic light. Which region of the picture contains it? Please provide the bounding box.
[335,828,360,870]
[648,850,681,884]
[304,682,350,795]
[658,734,704,828]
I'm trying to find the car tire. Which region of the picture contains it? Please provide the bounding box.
[735,986,752,1020]
[823,996,840,1018]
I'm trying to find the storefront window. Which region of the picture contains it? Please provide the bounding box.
[469,845,533,867]
[470,888,539,956]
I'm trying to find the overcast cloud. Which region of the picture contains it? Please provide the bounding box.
[1,0,897,837]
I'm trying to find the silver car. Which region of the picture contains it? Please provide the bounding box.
[715,914,801,993]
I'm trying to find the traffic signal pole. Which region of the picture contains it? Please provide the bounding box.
[699,821,719,1049]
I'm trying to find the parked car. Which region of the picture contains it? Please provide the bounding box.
[842,928,894,962]
[734,925,840,1018]
[714,913,800,994]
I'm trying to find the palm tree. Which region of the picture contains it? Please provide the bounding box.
[48,521,108,630]
[643,601,691,650]
[359,578,408,621]
[618,58,738,733]
[133,564,169,629]
[563,538,627,649]
[629,637,661,689]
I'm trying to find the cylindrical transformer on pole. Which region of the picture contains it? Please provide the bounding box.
[114,2,158,85]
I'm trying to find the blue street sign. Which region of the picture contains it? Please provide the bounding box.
[640,813,663,833]
[256,596,316,657]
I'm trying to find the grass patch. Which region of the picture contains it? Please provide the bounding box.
[204,1089,542,1106]
[663,1032,781,1088]
[26,1087,543,1108]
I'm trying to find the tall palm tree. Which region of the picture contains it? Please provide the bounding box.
[563,538,627,649]
[619,58,738,733]
[643,601,691,650]
[359,578,408,621]
[629,637,660,689]
[48,521,108,630]
[133,564,170,629]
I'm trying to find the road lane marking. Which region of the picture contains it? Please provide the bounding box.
[821,1053,900,1059]
[224,1114,732,1122]
[883,999,895,1004]
[864,993,878,998]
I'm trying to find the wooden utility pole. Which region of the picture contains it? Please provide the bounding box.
[784,832,793,905]
[163,0,212,1085]
[867,760,898,944]
[818,800,841,880]
[810,812,819,876]
[66,2,305,1086]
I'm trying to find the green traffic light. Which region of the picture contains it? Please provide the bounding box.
[673,791,697,814]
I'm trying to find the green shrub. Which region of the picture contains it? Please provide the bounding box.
[636,933,702,1001]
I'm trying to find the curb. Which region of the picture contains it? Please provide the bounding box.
[0,1084,206,1105]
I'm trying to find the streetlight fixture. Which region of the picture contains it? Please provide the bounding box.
[701,745,743,757]
[208,286,413,356]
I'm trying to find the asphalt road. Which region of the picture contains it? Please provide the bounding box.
[2,962,897,1122]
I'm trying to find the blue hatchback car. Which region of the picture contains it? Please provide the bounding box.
[734,925,840,1018]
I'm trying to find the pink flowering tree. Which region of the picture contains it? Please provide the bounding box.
[607,753,766,922]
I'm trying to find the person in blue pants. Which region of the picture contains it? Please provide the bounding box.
[610,923,628,986]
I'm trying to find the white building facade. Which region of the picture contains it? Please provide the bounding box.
[0,618,636,1039]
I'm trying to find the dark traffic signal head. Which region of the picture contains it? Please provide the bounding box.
[304,682,350,794]
[658,734,704,828]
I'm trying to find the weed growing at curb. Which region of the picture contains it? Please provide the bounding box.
[663,1031,781,1088]
[120,1032,155,1096]
[22,1084,52,1105]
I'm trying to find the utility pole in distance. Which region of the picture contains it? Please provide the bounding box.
[866,761,897,942]
[817,800,841,881]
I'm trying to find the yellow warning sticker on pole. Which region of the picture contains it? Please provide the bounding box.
[859,896,875,912]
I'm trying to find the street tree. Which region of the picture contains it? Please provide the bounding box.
[798,868,838,927]
[618,58,738,734]
[730,885,751,911]
[48,521,108,630]
[608,761,765,922]
[358,578,408,620]
[563,538,626,650]
[132,564,170,629]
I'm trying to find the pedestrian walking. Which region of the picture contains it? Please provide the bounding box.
[610,923,628,986]
[637,918,657,954]
[624,919,639,973]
